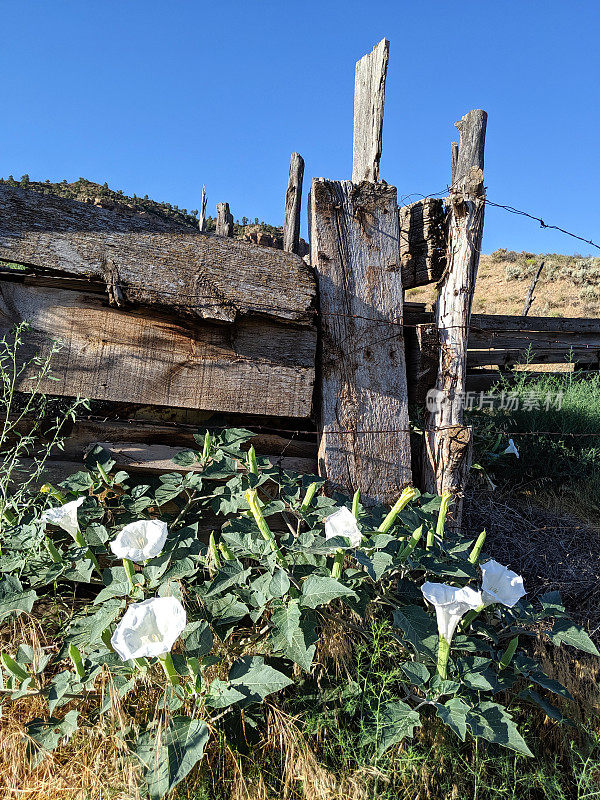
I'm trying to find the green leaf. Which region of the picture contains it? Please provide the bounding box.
[519,689,573,725]
[392,606,438,659]
[26,710,80,767]
[182,621,214,659]
[550,618,599,656]
[271,602,317,671]
[204,562,251,598]
[300,575,357,609]
[46,670,81,714]
[0,588,36,624]
[269,569,291,598]
[466,701,533,756]
[172,449,198,466]
[93,567,133,604]
[401,661,430,686]
[363,700,421,756]
[136,717,209,800]
[228,656,293,705]
[435,697,471,741]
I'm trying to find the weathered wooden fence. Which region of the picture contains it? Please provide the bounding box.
[1,38,598,513]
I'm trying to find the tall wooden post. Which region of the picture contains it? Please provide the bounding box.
[198,185,207,232]
[283,152,304,254]
[352,39,389,183]
[423,110,487,517]
[216,202,234,237]
[310,179,412,505]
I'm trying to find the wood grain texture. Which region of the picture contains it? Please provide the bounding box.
[352,39,389,183]
[283,153,304,254]
[216,202,234,237]
[0,282,316,416]
[423,110,487,506]
[0,185,315,325]
[310,178,412,504]
[199,185,207,232]
[399,198,446,288]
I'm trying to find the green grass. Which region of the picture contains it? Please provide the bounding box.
[468,369,600,521]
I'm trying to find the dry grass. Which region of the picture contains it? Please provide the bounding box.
[463,484,600,639]
[407,251,600,318]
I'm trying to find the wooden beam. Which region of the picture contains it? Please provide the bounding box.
[283,152,305,254]
[310,178,412,504]
[0,282,316,417]
[399,198,446,288]
[451,141,459,184]
[0,185,315,325]
[423,109,487,511]
[199,185,207,232]
[522,261,545,316]
[216,202,234,237]
[94,441,317,476]
[352,39,389,183]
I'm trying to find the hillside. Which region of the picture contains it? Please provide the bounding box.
[0,174,290,249]
[407,248,600,317]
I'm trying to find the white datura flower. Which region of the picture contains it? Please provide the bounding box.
[111,596,186,661]
[325,506,362,548]
[480,559,526,608]
[110,519,169,564]
[41,497,85,537]
[421,581,483,642]
[503,439,519,458]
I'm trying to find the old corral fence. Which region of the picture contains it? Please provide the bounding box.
[1,39,599,520]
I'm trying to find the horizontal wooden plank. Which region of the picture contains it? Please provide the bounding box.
[469,330,600,350]
[470,313,600,335]
[0,282,316,416]
[94,441,317,475]
[0,185,315,325]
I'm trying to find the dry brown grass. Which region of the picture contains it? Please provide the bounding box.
[406,252,600,318]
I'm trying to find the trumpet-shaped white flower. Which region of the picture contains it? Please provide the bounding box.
[42,497,85,537]
[111,596,186,661]
[480,559,526,608]
[110,519,169,563]
[503,439,519,458]
[325,506,362,548]
[421,581,483,642]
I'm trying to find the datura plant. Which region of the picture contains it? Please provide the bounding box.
[0,427,596,798]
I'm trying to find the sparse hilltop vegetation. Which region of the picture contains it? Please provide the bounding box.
[0,174,288,248]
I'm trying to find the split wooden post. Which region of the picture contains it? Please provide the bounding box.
[451,141,459,184]
[522,261,545,316]
[423,110,487,518]
[352,39,389,183]
[310,179,412,505]
[198,185,207,232]
[216,202,234,237]
[283,152,304,253]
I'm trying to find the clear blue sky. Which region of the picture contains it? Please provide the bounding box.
[1,0,599,254]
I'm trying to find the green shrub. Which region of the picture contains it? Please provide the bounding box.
[0,427,596,799]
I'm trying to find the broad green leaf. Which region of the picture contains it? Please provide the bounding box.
[401,661,430,686]
[136,717,209,800]
[269,569,291,598]
[392,606,438,659]
[26,710,79,766]
[466,701,533,756]
[363,700,421,756]
[435,697,470,741]
[228,656,293,705]
[519,689,573,725]
[271,602,317,671]
[93,567,133,604]
[300,575,357,609]
[0,588,36,623]
[204,562,251,598]
[550,618,599,656]
[182,621,214,658]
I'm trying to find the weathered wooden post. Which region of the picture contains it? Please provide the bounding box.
[310,40,412,505]
[216,202,234,237]
[283,152,304,254]
[422,110,487,519]
[352,39,389,183]
[198,185,207,232]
